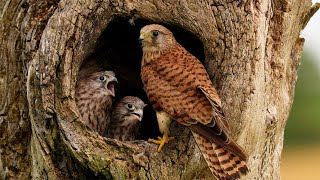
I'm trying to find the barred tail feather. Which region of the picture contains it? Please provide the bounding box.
[192,131,249,180]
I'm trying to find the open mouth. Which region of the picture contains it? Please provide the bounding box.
[107,81,117,97]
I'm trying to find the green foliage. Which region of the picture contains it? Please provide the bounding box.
[284,52,320,146]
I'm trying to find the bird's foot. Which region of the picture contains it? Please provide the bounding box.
[148,134,174,152]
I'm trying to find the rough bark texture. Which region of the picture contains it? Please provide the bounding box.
[0,0,318,179]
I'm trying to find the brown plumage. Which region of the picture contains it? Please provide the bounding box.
[76,70,118,136]
[107,96,147,141]
[139,24,249,179]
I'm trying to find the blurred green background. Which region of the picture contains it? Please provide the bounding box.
[281,51,320,180]
[284,52,320,146]
[281,2,320,179]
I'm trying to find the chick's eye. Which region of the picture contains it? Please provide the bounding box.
[152,31,159,37]
[99,75,107,81]
[127,103,133,109]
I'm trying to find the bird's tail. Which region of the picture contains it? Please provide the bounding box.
[192,131,249,180]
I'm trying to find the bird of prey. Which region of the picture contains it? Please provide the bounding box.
[75,70,118,136]
[106,96,146,141]
[139,24,249,179]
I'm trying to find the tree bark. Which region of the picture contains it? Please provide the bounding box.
[0,0,318,179]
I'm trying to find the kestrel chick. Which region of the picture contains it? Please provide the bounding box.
[139,24,249,179]
[76,70,118,136]
[107,96,147,141]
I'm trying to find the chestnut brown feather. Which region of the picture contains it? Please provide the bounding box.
[140,24,249,179]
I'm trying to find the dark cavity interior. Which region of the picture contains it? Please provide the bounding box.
[79,17,205,139]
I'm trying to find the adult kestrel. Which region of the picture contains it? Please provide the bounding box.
[107,96,147,141]
[76,71,118,136]
[139,24,249,179]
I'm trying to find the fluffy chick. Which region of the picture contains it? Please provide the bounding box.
[76,70,117,136]
[107,96,147,141]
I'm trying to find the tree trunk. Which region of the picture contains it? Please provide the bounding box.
[0,0,318,179]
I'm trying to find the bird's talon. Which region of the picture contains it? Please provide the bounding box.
[147,138,158,143]
[148,135,174,152]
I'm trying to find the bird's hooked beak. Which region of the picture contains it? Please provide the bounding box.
[131,109,143,121]
[106,77,118,97]
[139,33,145,43]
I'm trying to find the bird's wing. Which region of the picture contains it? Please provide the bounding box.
[148,45,228,128]
[143,56,214,125]
[142,45,247,160]
[196,86,229,130]
[181,47,247,160]
[142,64,188,120]
[189,57,230,130]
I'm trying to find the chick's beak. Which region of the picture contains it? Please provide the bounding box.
[131,109,143,121]
[106,77,118,97]
[139,33,145,43]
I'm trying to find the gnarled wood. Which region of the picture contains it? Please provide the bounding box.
[0,0,317,179]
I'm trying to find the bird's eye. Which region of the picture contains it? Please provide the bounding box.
[127,103,134,110]
[152,31,159,37]
[99,75,107,82]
